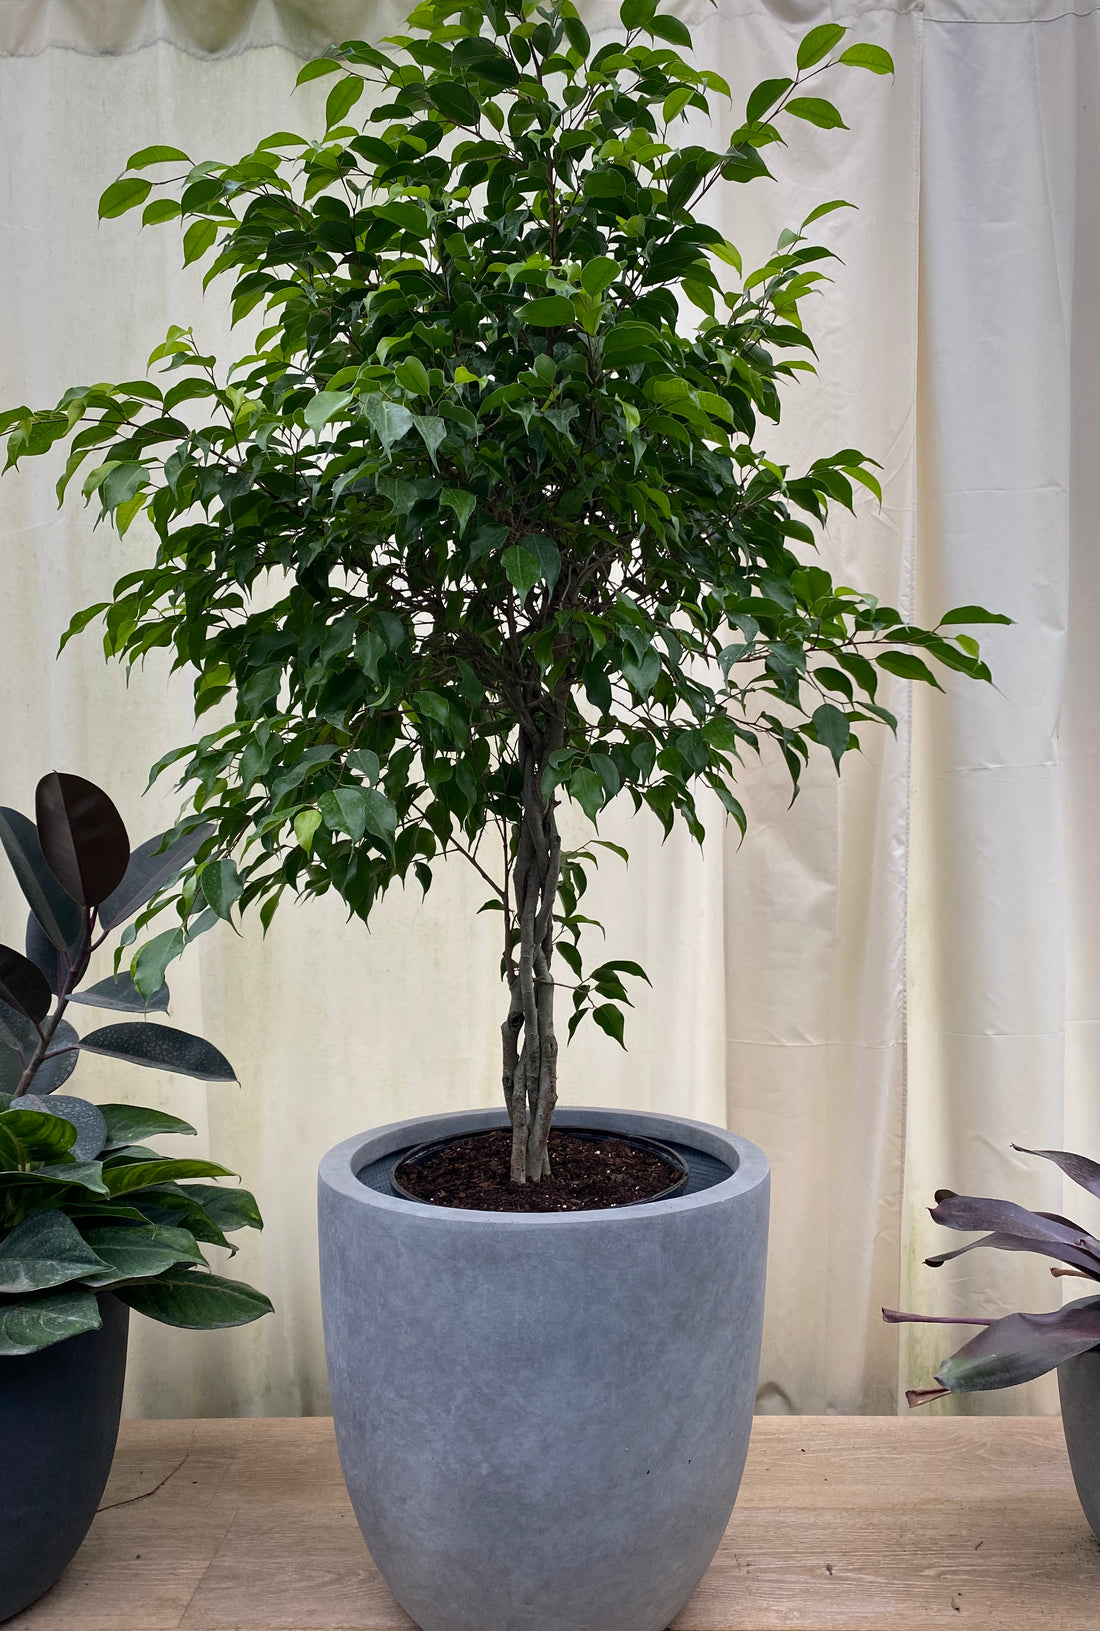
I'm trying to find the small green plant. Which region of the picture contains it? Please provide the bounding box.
[886,1146,1100,1405]
[1,0,1005,1186]
[0,773,271,1354]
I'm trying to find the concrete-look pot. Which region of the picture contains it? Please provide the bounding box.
[0,1293,129,1623]
[1058,1347,1100,1540]
[318,1105,769,1631]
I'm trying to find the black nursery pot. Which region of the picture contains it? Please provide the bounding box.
[0,1294,129,1622]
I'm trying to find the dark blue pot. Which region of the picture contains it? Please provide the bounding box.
[0,1294,129,1622]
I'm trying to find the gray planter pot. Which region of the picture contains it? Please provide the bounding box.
[1058,1347,1100,1540]
[318,1105,769,1631]
[0,1293,129,1622]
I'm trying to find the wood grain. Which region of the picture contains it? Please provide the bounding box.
[8,1416,1099,1630]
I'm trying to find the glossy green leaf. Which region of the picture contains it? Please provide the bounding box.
[839,43,895,75]
[784,97,848,130]
[0,1286,101,1356]
[99,1103,197,1148]
[103,1157,236,1197]
[81,1222,204,1285]
[521,296,575,327]
[0,1210,110,1294]
[796,24,846,70]
[113,1267,273,1328]
[99,178,152,219]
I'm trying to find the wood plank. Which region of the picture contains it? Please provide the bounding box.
[179,1509,415,1631]
[8,1416,1100,1631]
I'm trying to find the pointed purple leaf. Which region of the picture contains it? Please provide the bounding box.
[929,1192,1100,1261]
[1013,1144,1100,1203]
[35,773,130,909]
[0,808,84,951]
[925,1231,1100,1279]
[935,1298,1100,1393]
[97,824,212,933]
[0,943,52,1025]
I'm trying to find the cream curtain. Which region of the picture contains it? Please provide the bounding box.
[1,0,1096,1420]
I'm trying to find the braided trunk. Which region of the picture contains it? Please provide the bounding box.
[501,724,562,1183]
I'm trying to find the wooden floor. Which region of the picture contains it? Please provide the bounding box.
[9,1415,1100,1630]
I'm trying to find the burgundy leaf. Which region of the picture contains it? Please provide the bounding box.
[906,1387,951,1407]
[883,1308,993,1327]
[929,1192,1100,1260]
[97,823,212,933]
[924,1231,1100,1279]
[0,943,52,1026]
[35,773,130,909]
[934,1299,1100,1394]
[1013,1145,1100,1203]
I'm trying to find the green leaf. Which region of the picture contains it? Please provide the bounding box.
[99,1103,197,1148]
[875,651,944,689]
[81,1223,204,1286]
[746,78,793,124]
[662,86,695,123]
[427,80,480,126]
[0,1210,110,1294]
[839,43,895,75]
[131,927,185,1001]
[99,178,152,219]
[319,787,368,841]
[103,1157,237,1197]
[304,390,354,431]
[183,1182,263,1232]
[114,1267,272,1329]
[797,24,846,70]
[811,703,851,770]
[784,98,848,131]
[648,15,692,47]
[440,488,476,532]
[0,1108,78,1168]
[375,201,429,235]
[326,74,365,129]
[183,218,218,265]
[621,647,661,696]
[620,0,656,26]
[127,145,191,170]
[939,605,1013,626]
[503,545,542,602]
[295,56,342,85]
[580,256,619,297]
[200,858,243,921]
[521,296,576,327]
[570,768,605,821]
[592,1003,626,1048]
[0,1286,101,1356]
[293,809,323,852]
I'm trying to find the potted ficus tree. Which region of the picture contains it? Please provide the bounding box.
[0,772,270,1623]
[1,1,1006,1626]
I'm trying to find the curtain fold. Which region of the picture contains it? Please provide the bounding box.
[1,0,1095,1419]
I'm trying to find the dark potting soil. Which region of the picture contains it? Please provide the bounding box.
[393,1128,680,1212]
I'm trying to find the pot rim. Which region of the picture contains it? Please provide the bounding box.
[319,1104,769,1228]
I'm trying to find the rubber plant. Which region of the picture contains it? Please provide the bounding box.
[1,0,1006,1186]
[885,1146,1100,1405]
[0,771,271,1354]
